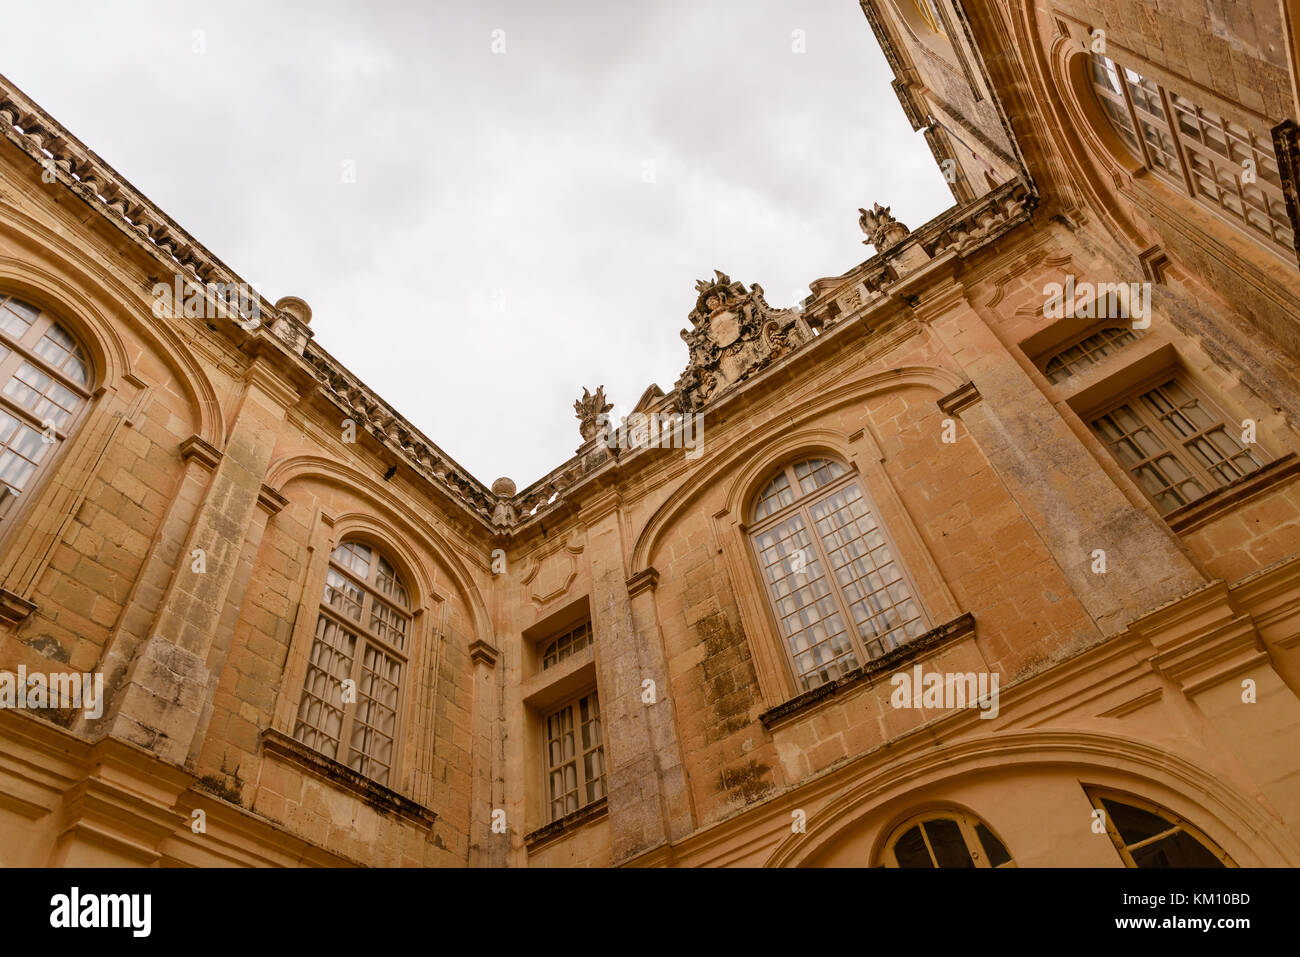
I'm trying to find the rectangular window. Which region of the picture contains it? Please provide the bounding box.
[1091,378,1263,514]
[543,690,605,822]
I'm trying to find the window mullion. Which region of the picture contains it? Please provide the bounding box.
[1134,398,1202,496]
[1157,85,1198,197]
[20,314,51,349]
[917,822,940,868]
[802,498,863,668]
[1145,397,1221,493]
[955,814,988,868]
[1117,70,1157,172]
[575,702,588,801]
[1177,423,1231,490]
[337,632,367,768]
[1123,826,1182,853]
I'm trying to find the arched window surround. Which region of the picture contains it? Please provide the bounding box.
[1086,51,1292,255]
[688,425,964,706]
[292,536,419,788]
[1085,786,1236,868]
[276,517,440,794]
[744,452,934,693]
[1052,35,1295,264]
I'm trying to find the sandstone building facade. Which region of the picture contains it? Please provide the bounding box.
[1,0,1299,867]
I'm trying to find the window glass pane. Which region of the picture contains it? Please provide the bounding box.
[793,458,845,494]
[332,541,372,578]
[753,470,795,521]
[349,645,401,785]
[0,297,37,339]
[0,416,51,494]
[33,324,90,386]
[1102,798,1172,845]
[375,555,409,607]
[294,616,358,759]
[924,818,975,868]
[542,621,592,671]
[370,600,408,650]
[813,482,925,661]
[323,568,364,621]
[1130,830,1226,868]
[976,823,1012,867]
[892,826,934,868]
[1045,328,1137,382]
[4,361,78,427]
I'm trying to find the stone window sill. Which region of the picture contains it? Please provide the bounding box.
[260,728,437,828]
[1165,453,1300,534]
[759,612,976,730]
[524,797,608,851]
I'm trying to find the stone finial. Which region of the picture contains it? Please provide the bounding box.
[574,386,613,442]
[858,203,910,253]
[275,296,312,325]
[490,478,518,525]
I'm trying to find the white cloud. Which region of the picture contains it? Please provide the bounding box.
[2,0,951,488]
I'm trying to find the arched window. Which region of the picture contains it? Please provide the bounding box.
[881,810,1015,868]
[1044,326,1137,383]
[1088,52,1294,254]
[749,457,928,691]
[0,294,92,506]
[294,540,412,787]
[1087,790,1234,867]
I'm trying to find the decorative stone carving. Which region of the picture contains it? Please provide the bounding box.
[574,386,613,442]
[490,477,519,526]
[302,349,494,521]
[674,270,813,412]
[859,203,910,252]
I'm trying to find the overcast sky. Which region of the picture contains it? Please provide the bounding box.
[3,0,950,488]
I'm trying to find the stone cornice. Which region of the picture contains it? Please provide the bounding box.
[0,70,1035,540]
[626,567,660,598]
[468,639,500,668]
[0,587,37,625]
[0,71,496,532]
[937,380,982,417]
[506,185,1036,534]
[301,342,496,526]
[259,728,437,828]
[0,73,272,330]
[178,435,222,470]
[256,484,289,515]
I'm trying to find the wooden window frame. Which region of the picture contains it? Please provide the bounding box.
[1087,53,1295,256]
[1043,326,1139,383]
[1087,370,1266,515]
[1086,788,1236,868]
[747,458,930,693]
[880,809,1016,868]
[541,620,592,671]
[294,540,414,787]
[540,686,606,824]
[0,295,93,509]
